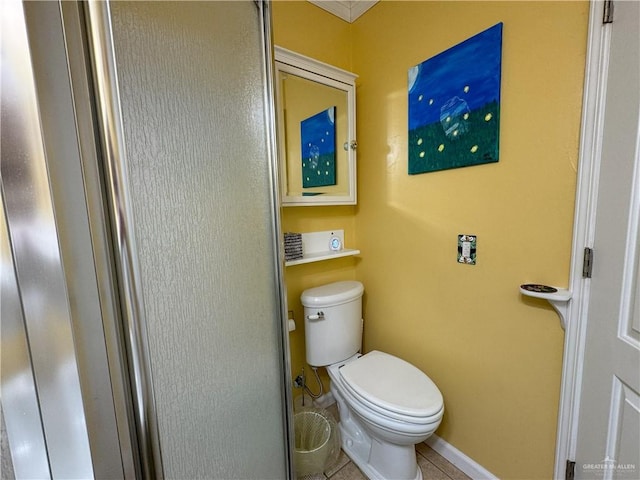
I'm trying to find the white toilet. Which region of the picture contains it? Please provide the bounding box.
[301,281,444,480]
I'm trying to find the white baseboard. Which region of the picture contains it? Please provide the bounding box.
[426,434,499,480]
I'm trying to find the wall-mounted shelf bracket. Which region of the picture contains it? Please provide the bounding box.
[519,284,572,330]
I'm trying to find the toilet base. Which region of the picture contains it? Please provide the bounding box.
[335,393,422,480]
[340,422,423,480]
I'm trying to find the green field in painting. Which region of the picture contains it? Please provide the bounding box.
[408,101,500,175]
[302,152,336,188]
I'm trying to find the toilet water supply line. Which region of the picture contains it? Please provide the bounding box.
[299,366,324,401]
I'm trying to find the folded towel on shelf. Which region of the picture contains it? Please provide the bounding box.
[284,232,303,261]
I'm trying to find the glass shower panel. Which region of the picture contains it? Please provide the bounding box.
[108,2,287,478]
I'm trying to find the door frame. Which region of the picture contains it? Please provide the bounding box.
[2,1,135,477]
[554,0,614,477]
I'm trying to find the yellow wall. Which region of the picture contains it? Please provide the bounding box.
[272,0,357,393]
[274,1,589,478]
[352,1,588,478]
[272,0,352,70]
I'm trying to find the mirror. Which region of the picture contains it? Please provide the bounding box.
[274,46,357,206]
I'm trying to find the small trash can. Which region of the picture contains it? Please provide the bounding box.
[293,409,334,477]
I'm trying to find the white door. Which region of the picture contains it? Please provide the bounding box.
[575,1,640,478]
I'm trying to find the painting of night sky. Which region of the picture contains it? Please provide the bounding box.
[408,23,503,174]
[301,106,337,188]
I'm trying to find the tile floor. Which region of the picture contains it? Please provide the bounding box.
[298,405,470,480]
[303,442,471,480]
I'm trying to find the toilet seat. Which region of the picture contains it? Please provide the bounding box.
[342,382,444,427]
[338,351,443,421]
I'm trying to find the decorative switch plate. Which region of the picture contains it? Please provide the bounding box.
[458,234,477,265]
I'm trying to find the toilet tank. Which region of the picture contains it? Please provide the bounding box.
[301,281,364,367]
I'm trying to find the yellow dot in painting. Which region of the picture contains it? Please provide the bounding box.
[418,94,423,101]
[446,116,451,123]
[419,151,425,158]
[463,113,469,120]
[438,144,445,152]
[470,145,479,153]
[317,170,321,175]
[485,113,493,121]
[325,171,329,175]
[417,138,423,145]
[463,86,470,93]
[452,130,459,137]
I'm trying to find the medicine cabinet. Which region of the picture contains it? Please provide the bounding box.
[274,46,358,206]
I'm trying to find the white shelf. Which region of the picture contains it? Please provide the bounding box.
[286,248,360,266]
[519,286,571,301]
[285,230,359,267]
[519,284,572,330]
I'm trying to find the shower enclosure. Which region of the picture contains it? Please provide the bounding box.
[1,1,293,478]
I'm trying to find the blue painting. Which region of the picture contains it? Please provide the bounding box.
[301,107,336,188]
[408,23,503,174]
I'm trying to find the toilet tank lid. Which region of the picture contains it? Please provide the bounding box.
[301,281,364,307]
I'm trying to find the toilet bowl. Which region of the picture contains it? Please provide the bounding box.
[328,351,443,480]
[301,281,444,480]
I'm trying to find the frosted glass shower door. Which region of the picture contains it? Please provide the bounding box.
[95,1,290,478]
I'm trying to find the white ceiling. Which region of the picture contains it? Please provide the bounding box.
[308,0,379,23]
